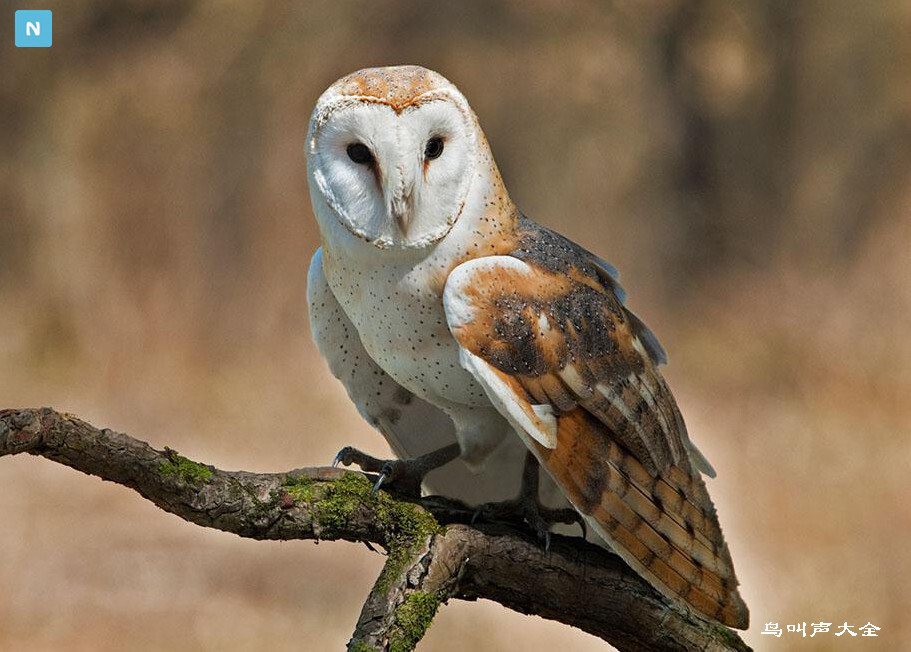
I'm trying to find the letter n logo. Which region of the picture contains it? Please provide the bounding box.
[16,10,52,47]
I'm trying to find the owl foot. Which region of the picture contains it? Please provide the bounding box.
[470,451,585,551]
[332,443,460,499]
[471,496,583,552]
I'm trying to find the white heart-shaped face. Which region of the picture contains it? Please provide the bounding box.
[307,88,477,250]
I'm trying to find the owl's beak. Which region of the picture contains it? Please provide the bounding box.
[385,166,416,237]
[390,196,412,235]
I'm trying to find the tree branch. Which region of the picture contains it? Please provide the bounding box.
[0,408,750,652]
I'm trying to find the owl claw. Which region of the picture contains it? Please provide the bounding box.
[471,497,576,551]
[469,451,585,551]
[329,443,460,499]
[330,446,385,473]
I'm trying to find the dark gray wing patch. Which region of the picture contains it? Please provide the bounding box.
[625,309,668,366]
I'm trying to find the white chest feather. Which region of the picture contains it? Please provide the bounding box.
[321,247,489,410]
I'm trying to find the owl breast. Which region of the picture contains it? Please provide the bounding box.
[321,249,491,411]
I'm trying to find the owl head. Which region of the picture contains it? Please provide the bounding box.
[306,66,495,250]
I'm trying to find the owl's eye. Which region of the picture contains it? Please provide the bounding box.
[424,137,444,160]
[346,143,373,165]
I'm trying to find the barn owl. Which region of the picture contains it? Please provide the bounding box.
[305,65,748,629]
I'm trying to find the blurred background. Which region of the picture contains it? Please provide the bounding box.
[1,1,909,650]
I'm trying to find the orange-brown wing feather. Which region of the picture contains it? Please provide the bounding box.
[444,249,748,629]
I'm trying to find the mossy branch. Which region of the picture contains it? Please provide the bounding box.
[0,408,751,652]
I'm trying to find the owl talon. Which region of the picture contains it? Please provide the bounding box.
[331,446,386,473]
[471,497,572,551]
[328,443,460,499]
[371,459,421,498]
[470,452,585,550]
[331,449,347,468]
[541,506,587,539]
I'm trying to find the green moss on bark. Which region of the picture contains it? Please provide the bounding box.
[281,472,441,593]
[388,591,441,652]
[158,452,213,484]
[347,642,377,652]
[281,472,439,540]
[281,473,319,503]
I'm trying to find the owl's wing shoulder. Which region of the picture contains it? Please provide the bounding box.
[442,241,686,475]
[307,248,455,459]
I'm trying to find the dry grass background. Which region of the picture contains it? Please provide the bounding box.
[2,1,910,650]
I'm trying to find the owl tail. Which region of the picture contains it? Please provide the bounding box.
[532,408,749,629]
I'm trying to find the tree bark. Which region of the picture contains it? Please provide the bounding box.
[0,407,750,652]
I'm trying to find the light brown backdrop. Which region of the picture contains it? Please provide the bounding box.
[2,1,909,650]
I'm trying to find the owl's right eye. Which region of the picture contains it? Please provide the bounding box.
[346,143,373,165]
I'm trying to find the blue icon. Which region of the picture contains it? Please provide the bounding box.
[16,10,52,47]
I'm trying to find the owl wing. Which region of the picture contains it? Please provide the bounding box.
[308,248,530,505]
[442,252,749,629]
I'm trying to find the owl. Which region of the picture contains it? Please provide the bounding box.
[305,65,748,629]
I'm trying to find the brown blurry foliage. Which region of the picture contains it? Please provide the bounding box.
[1,1,909,650]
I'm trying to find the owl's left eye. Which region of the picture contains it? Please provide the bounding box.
[346,143,373,165]
[424,137,444,160]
